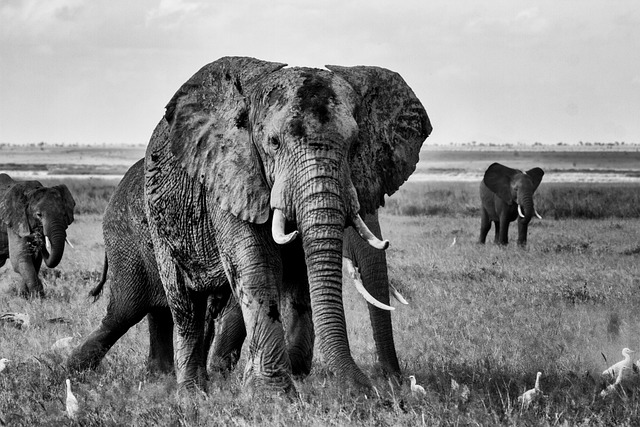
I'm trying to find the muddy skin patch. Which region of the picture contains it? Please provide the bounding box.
[290,117,306,138]
[297,72,336,124]
[235,108,249,129]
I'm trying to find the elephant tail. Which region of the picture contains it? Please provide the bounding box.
[88,254,108,302]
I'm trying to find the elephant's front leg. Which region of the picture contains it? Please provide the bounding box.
[517,218,529,247]
[497,213,510,245]
[215,214,293,392]
[280,238,314,377]
[479,209,491,244]
[7,230,44,297]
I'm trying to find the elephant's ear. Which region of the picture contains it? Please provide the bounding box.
[326,65,432,214]
[483,162,519,205]
[54,185,76,225]
[526,167,544,191]
[165,56,287,224]
[0,182,42,236]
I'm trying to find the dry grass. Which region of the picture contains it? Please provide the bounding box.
[2,190,640,424]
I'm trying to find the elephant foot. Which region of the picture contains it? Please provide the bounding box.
[67,350,102,372]
[243,362,296,395]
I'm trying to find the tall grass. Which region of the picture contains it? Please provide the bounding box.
[385,181,640,219]
[2,205,640,424]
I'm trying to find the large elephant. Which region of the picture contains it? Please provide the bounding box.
[143,56,430,392]
[0,173,75,297]
[478,163,544,246]
[207,219,402,379]
[68,159,404,382]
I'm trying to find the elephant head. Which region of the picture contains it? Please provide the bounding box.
[483,162,544,223]
[0,179,75,295]
[151,56,431,389]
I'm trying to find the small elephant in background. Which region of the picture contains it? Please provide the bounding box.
[0,173,76,297]
[479,163,544,246]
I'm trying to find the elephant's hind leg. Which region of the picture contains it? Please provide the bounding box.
[493,221,504,244]
[147,307,175,374]
[208,296,246,376]
[67,307,147,372]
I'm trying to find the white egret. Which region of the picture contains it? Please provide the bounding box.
[603,348,635,379]
[409,375,427,396]
[65,379,79,420]
[518,371,542,409]
[0,358,10,373]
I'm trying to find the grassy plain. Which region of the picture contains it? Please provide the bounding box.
[1,146,640,425]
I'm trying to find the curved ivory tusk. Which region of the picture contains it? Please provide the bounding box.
[272,209,298,245]
[389,283,409,305]
[517,205,525,218]
[45,236,52,253]
[344,257,395,311]
[65,238,74,248]
[351,214,390,250]
[344,257,357,278]
[534,210,542,220]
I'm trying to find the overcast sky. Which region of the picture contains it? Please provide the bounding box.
[1,0,639,146]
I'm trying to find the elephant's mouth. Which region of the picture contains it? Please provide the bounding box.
[271,207,405,309]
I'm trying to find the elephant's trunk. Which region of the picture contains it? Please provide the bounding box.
[518,193,534,223]
[41,220,67,268]
[295,175,372,391]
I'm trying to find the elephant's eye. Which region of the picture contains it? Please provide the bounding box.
[35,212,42,219]
[269,135,281,150]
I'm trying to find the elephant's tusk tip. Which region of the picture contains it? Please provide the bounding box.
[390,284,409,305]
[372,239,390,251]
[274,230,299,245]
[65,238,75,248]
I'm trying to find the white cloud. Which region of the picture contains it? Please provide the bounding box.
[145,0,203,29]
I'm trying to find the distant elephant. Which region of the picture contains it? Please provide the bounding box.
[478,163,544,246]
[69,159,407,384]
[143,56,430,392]
[0,173,75,297]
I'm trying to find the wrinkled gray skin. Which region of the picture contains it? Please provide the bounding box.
[68,160,402,384]
[67,160,178,373]
[0,173,75,297]
[208,216,400,379]
[143,56,430,392]
[479,163,544,246]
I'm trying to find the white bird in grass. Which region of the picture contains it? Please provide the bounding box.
[65,379,79,420]
[409,375,427,397]
[0,358,10,373]
[603,348,635,380]
[0,312,30,329]
[518,371,543,409]
[601,366,628,398]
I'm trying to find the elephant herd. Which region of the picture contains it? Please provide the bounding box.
[0,56,546,396]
